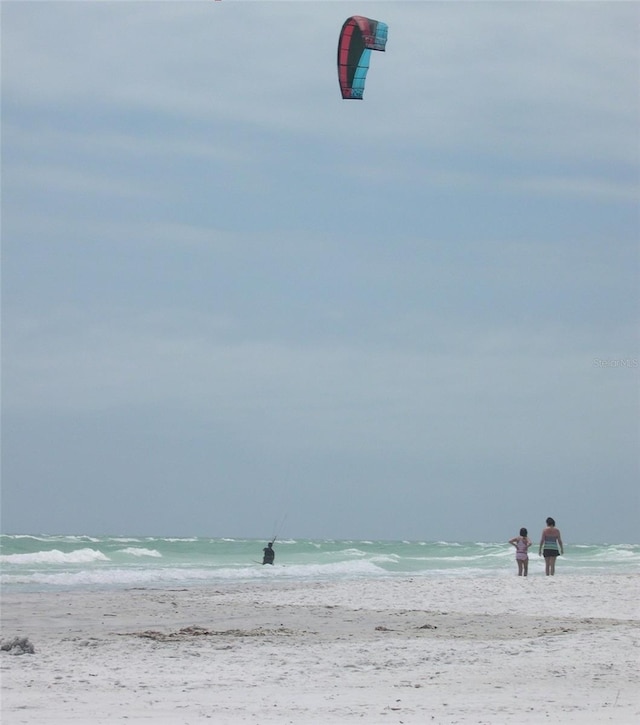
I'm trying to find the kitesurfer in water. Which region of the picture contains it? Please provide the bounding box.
[262,542,275,565]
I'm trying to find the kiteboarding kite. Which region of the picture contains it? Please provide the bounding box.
[337,16,388,100]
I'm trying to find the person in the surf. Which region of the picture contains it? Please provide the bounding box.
[262,542,275,565]
[509,527,532,576]
[539,517,564,576]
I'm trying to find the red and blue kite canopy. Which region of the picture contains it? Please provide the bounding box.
[337,16,388,100]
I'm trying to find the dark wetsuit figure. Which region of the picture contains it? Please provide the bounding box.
[262,542,275,565]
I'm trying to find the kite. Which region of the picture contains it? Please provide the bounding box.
[337,16,388,100]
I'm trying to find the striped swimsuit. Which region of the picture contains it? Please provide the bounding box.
[515,538,529,561]
[543,534,560,556]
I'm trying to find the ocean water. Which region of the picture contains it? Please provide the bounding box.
[1,535,638,593]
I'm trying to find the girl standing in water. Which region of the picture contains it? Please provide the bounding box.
[509,527,532,576]
[539,517,564,575]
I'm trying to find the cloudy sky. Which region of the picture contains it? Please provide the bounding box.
[2,1,638,544]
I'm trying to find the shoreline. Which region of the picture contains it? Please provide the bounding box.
[2,575,639,723]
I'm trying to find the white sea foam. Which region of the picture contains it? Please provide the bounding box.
[117,547,162,558]
[0,548,109,565]
[592,547,637,560]
[0,568,208,588]
[335,548,368,557]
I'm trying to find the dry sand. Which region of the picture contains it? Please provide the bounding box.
[1,574,639,724]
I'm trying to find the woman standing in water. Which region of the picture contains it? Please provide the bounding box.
[539,517,564,575]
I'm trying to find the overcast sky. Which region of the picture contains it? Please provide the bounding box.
[2,1,638,544]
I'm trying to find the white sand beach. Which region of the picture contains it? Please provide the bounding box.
[2,574,639,724]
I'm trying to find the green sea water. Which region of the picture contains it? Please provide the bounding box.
[1,535,638,592]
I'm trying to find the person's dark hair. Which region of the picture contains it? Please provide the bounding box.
[520,527,527,537]
[546,517,555,527]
